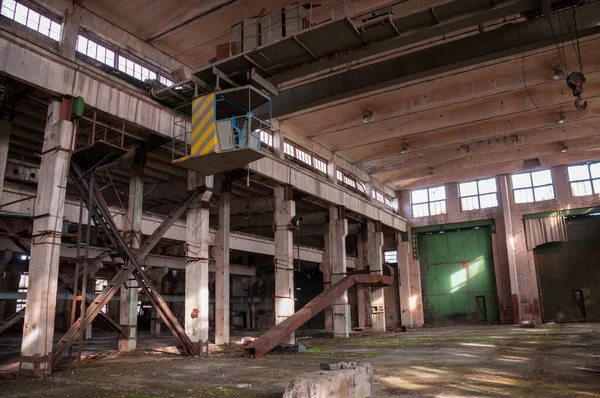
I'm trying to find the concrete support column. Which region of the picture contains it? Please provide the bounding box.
[499,175,542,324]
[274,185,295,344]
[0,120,12,202]
[364,221,385,332]
[20,100,74,377]
[355,233,367,329]
[0,250,11,322]
[60,3,82,60]
[330,206,349,338]
[149,267,168,336]
[215,190,230,345]
[319,224,333,332]
[118,163,143,352]
[185,172,212,346]
[499,175,521,323]
[397,232,424,327]
[273,124,285,160]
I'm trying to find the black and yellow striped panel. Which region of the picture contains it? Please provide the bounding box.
[189,93,217,157]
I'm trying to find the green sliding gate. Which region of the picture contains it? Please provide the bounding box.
[418,227,499,324]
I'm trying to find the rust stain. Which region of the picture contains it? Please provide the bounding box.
[191,308,199,319]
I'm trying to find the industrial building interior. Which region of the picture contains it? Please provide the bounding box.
[0,0,599,396]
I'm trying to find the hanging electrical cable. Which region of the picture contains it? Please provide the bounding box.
[547,3,588,110]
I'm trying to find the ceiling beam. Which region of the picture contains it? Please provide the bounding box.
[313,70,600,152]
[269,1,600,117]
[395,148,600,189]
[289,40,600,138]
[380,133,600,184]
[341,99,600,168]
[361,120,600,174]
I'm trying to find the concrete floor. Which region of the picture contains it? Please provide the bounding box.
[1,324,599,397]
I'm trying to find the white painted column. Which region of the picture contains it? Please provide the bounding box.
[185,172,212,346]
[215,190,230,345]
[274,185,295,344]
[397,232,424,327]
[20,100,74,377]
[0,120,11,202]
[330,206,349,338]
[365,220,385,332]
[118,163,143,352]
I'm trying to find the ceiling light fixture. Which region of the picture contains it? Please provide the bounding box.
[362,110,373,123]
[561,143,569,153]
[553,68,566,81]
[558,110,567,124]
[400,144,409,154]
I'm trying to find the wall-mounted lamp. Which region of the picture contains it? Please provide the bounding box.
[561,143,569,153]
[362,110,373,123]
[400,144,410,154]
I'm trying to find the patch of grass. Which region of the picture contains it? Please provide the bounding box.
[537,335,560,341]
[361,337,435,347]
[306,347,334,355]
[205,387,234,395]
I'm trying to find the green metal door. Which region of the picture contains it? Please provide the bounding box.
[418,227,500,324]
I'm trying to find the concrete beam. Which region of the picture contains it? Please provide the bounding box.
[270,1,600,117]
[250,155,406,231]
[0,237,257,276]
[0,32,404,230]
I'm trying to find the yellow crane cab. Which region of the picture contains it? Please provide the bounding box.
[171,86,272,175]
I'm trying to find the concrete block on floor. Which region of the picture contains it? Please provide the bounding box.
[283,363,373,398]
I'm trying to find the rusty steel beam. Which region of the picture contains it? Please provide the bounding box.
[244,273,392,358]
[0,307,25,335]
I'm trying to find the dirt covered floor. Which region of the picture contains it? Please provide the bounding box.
[1,323,599,397]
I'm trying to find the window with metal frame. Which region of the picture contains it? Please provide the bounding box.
[337,168,368,197]
[15,272,28,311]
[118,54,157,82]
[1,0,61,40]
[259,130,273,147]
[411,185,446,217]
[76,35,115,67]
[284,141,328,175]
[459,177,499,211]
[511,169,555,204]
[159,75,174,87]
[94,278,108,313]
[384,250,397,263]
[567,162,600,197]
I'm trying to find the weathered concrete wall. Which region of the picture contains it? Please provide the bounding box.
[399,181,512,323]
[399,164,600,324]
